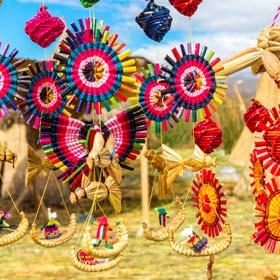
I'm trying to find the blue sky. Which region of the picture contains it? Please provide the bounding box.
[0,0,278,70]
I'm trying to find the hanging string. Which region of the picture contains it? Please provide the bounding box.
[271,6,280,27]
[75,168,104,248]
[97,201,106,217]
[183,180,193,207]
[188,17,193,44]
[148,173,158,209]
[51,170,71,220]
[0,173,21,215]
[32,171,52,224]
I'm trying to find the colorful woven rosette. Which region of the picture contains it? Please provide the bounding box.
[253,178,280,253]
[253,105,280,176]
[162,42,227,122]
[0,43,27,117]
[134,63,176,132]
[192,169,227,237]
[18,60,70,129]
[54,17,137,114]
[39,106,147,190]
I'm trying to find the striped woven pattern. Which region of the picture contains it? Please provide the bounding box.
[54,17,137,114]
[18,60,70,129]
[192,169,227,237]
[162,42,227,122]
[135,63,176,133]
[135,0,172,42]
[0,43,27,118]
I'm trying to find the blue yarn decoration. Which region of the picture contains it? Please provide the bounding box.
[135,0,172,42]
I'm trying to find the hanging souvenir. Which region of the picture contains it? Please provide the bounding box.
[244,99,272,133]
[39,106,147,194]
[254,105,280,176]
[80,0,100,8]
[135,0,172,42]
[134,63,177,132]
[18,60,71,129]
[0,42,27,118]
[253,178,280,253]
[54,17,137,114]
[26,146,77,247]
[71,217,127,272]
[143,197,186,242]
[25,5,65,48]
[192,169,227,237]
[162,42,227,122]
[169,0,203,17]
[193,118,223,154]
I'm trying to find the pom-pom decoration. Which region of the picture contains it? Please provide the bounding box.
[162,42,227,122]
[134,63,177,133]
[25,5,65,48]
[135,0,172,42]
[54,17,137,114]
[39,106,147,190]
[169,0,203,17]
[192,169,227,237]
[80,0,100,8]
[252,178,280,253]
[18,60,71,129]
[0,43,27,117]
[244,99,272,133]
[193,118,222,154]
[254,105,280,176]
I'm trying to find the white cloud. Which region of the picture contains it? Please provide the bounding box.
[17,0,80,7]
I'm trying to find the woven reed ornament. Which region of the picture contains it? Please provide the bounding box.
[253,178,280,253]
[169,0,203,17]
[39,106,147,191]
[162,42,227,122]
[80,0,99,8]
[0,43,26,117]
[54,17,137,114]
[135,63,176,132]
[192,169,227,237]
[254,105,280,176]
[135,0,172,42]
[194,118,222,154]
[25,5,65,48]
[244,99,272,133]
[18,60,70,129]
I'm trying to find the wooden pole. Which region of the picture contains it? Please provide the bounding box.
[141,143,149,226]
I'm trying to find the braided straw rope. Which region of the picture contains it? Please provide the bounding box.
[143,197,186,242]
[90,223,128,258]
[70,246,122,272]
[0,212,29,247]
[31,213,76,248]
[168,222,232,257]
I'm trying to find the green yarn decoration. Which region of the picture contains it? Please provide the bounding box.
[80,0,100,8]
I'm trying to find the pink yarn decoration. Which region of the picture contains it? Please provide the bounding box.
[25,5,65,48]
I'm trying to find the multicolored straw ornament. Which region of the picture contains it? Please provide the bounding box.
[253,178,280,253]
[162,42,227,122]
[0,42,26,118]
[54,17,137,114]
[192,169,227,237]
[18,60,71,129]
[39,106,147,190]
[134,63,177,133]
[135,0,172,42]
[25,5,65,48]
